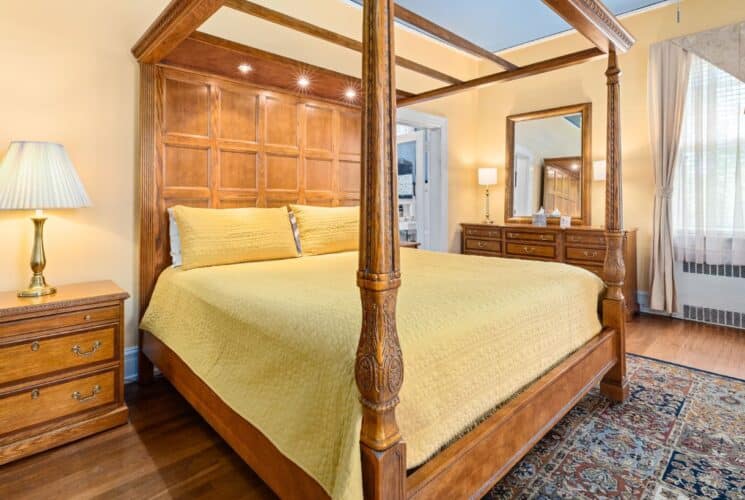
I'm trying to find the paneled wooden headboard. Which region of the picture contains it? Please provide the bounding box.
[138,64,362,312]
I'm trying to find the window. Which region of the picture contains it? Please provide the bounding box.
[673,54,745,265]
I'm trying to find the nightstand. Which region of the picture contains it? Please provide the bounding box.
[0,281,129,464]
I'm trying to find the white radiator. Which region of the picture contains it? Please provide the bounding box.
[673,261,745,329]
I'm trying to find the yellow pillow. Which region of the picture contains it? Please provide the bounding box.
[173,206,299,270]
[289,204,359,255]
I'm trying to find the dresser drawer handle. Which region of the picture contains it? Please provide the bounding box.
[30,341,40,352]
[477,241,487,248]
[569,236,580,242]
[72,385,101,402]
[31,389,40,400]
[83,314,92,321]
[583,250,598,258]
[523,246,536,254]
[539,235,551,241]
[71,340,102,357]
[489,232,499,238]
[508,233,518,238]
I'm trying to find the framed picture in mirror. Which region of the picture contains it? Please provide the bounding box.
[505,103,592,226]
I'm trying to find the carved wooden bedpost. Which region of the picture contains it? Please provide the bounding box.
[355,0,406,498]
[600,46,629,402]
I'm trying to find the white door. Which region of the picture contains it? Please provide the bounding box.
[397,131,428,248]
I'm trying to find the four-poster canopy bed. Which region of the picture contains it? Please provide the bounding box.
[133,0,635,498]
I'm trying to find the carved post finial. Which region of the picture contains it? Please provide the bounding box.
[355,0,406,497]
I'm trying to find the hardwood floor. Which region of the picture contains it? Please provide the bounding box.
[627,314,745,379]
[0,314,741,499]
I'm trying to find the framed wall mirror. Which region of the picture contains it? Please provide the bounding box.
[505,103,592,226]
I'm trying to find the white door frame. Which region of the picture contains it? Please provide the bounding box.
[396,108,449,252]
[397,131,427,247]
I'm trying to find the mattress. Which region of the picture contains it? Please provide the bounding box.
[140,249,604,499]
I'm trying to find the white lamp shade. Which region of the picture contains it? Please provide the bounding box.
[593,160,607,181]
[478,167,498,186]
[0,142,91,210]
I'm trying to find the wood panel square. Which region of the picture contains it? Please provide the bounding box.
[265,96,298,147]
[220,150,257,190]
[339,160,361,193]
[164,145,209,188]
[339,112,361,155]
[305,158,333,191]
[305,105,333,152]
[165,79,210,137]
[221,90,258,142]
[266,154,299,190]
[219,197,258,208]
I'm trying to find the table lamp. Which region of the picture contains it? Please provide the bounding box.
[0,142,91,297]
[478,167,497,224]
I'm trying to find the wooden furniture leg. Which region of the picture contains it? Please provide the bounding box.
[355,0,406,498]
[601,47,629,402]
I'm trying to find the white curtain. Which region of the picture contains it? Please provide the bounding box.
[648,41,692,313]
[672,55,745,267]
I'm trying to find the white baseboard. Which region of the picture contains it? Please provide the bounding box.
[124,346,139,383]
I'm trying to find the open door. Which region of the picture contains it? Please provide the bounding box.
[397,130,428,248]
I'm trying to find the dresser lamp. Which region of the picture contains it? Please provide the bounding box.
[478,167,498,224]
[0,142,91,297]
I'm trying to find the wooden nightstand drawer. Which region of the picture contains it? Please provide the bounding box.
[0,327,117,385]
[465,238,501,253]
[2,305,119,338]
[0,370,116,437]
[505,242,556,259]
[566,246,606,263]
[464,227,501,240]
[505,230,555,243]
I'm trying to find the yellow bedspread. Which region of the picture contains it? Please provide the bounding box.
[141,250,604,499]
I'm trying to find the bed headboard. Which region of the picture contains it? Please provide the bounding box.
[138,64,362,313]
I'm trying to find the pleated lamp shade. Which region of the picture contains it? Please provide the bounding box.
[0,142,91,210]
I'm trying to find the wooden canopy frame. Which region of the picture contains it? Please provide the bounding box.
[133,1,634,498]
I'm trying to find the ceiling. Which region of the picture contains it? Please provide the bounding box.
[350,0,668,53]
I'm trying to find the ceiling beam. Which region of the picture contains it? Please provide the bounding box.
[393,4,518,70]
[223,0,463,85]
[132,0,226,63]
[541,0,635,53]
[397,47,604,107]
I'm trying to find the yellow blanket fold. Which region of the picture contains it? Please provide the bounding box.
[141,250,603,499]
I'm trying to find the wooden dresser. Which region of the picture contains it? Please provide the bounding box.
[461,223,638,320]
[0,281,129,464]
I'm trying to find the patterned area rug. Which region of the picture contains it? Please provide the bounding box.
[485,354,745,499]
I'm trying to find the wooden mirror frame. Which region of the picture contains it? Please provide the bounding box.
[505,102,592,226]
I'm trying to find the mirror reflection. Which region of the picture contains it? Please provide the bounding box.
[512,112,583,218]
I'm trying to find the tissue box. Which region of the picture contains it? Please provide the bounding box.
[560,215,572,228]
[532,213,547,227]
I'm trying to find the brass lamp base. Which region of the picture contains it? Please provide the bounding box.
[17,215,57,298]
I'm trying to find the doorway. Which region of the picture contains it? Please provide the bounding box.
[396,109,448,251]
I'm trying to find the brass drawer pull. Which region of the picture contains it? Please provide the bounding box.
[30,341,40,352]
[83,314,92,321]
[539,235,551,241]
[71,340,102,357]
[72,385,101,402]
[477,241,487,248]
[31,389,40,400]
[523,246,535,254]
[583,250,598,258]
[489,232,499,238]
[508,233,518,238]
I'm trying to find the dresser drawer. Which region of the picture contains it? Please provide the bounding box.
[464,227,501,240]
[464,238,501,254]
[566,232,605,246]
[1,305,119,338]
[0,370,116,436]
[0,327,116,385]
[505,230,555,243]
[506,242,556,259]
[566,246,606,263]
